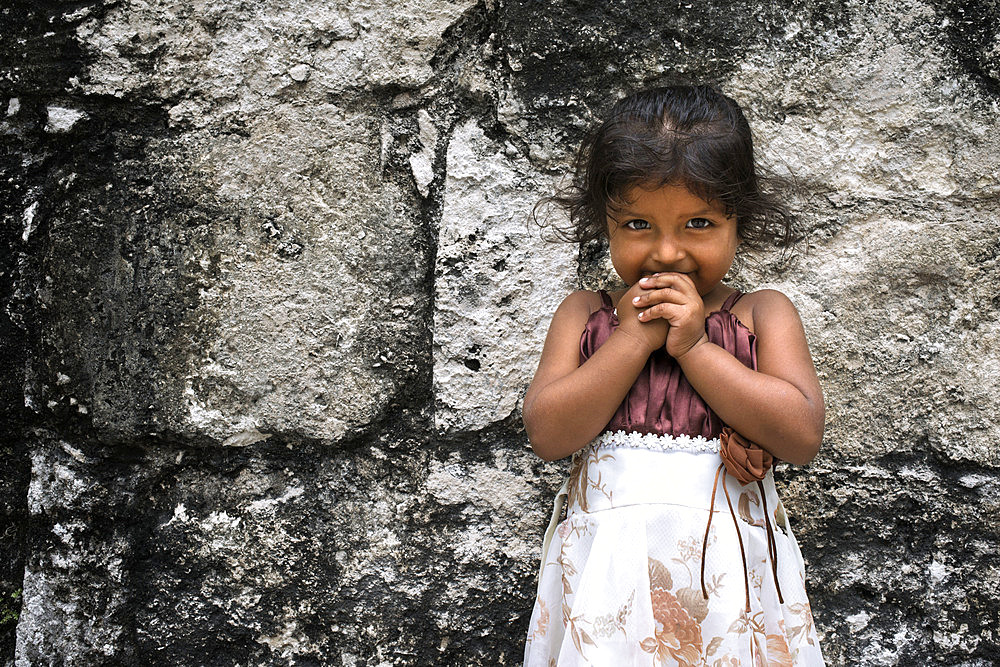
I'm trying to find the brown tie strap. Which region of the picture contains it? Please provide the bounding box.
[701,428,784,613]
[757,478,784,605]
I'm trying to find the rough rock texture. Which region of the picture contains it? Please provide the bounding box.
[434,119,576,432]
[2,0,999,665]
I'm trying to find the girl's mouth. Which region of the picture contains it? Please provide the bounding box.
[642,271,692,278]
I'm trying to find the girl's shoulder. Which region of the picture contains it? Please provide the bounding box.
[558,289,614,318]
[549,290,617,341]
[544,290,612,352]
[729,288,804,338]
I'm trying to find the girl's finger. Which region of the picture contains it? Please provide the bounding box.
[638,301,682,322]
[633,284,692,308]
[639,272,696,294]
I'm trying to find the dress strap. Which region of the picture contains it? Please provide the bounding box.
[598,290,613,309]
[720,290,744,312]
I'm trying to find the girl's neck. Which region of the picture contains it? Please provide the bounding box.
[701,283,738,312]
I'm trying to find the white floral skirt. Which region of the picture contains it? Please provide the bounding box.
[524,434,825,666]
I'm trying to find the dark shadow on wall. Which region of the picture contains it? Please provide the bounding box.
[0,1,113,659]
[942,0,1000,97]
[497,0,852,135]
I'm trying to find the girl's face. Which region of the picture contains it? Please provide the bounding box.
[606,183,739,298]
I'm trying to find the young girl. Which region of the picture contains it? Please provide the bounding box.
[522,86,825,666]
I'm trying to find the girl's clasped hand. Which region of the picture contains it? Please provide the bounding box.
[612,271,709,360]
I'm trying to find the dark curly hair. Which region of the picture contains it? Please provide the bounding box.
[537,85,794,251]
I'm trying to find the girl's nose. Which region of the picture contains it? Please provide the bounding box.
[652,235,685,263]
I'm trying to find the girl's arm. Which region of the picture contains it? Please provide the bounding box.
[633,274,824,465]
[677,289,823,464]
[523,288,666,461]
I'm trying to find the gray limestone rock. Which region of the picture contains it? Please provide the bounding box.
[23,106,430,444]
[73,0,478,121]
[433,119,577,432]
[43,107,86,133]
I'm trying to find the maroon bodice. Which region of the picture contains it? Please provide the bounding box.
[580,290,757,439]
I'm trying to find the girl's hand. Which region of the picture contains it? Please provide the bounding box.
[614,282,669,354]
[630,272,709,359]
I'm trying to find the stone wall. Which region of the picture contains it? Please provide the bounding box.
[2,0,998,664]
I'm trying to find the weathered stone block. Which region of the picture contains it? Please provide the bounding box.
[26,106,430,443]
[433,119,576,432]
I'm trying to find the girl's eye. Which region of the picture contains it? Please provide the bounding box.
[687,218,712,229]
[624,219,650,230]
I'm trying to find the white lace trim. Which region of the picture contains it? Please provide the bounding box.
[594,429,720,454]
